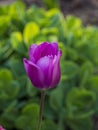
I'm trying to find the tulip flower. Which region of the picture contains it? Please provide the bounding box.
[0,126,5,130]
[23,42,62,89]
[23,42,62,130]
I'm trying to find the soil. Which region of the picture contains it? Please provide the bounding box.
[61,0,98,26]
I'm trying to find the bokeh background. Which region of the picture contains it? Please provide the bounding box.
[0,0,98,130]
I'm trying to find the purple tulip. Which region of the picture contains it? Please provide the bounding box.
[0,126,5,130]
[23,42,62,89]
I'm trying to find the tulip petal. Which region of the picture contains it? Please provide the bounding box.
[29,44,38,62]
[41,42,58,57]
[37,56,50,76]
[37,56,53,87]
[29,42,49,62]
[50,51,62,88]
[23,58,44,88]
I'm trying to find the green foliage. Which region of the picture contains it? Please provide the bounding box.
[66,88,95,119]
[0,1,98,130]
[23,22,40,45]
[42,0,60,9]
[15,103,39,130]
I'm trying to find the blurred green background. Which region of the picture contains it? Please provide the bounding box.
[0,0,98,130]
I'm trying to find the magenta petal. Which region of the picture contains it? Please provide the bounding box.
[37,56,53,87]
[37,56,50,77]
[51,42,58,53]
[23,58,44,89]
[0,126,5,130]
[50,52,61,88]
[29,44,38,62]
[31,42,49,61]
[41,42,58,56]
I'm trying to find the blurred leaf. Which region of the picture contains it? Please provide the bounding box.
[65,15,82,30]
[66,88,96,119]
[67,117,93,130]
[8,59,25,78]
[66,47,79,61]
[61,61,79,80]
[41,120,57,130]
[15,103,39,130]
[10,32,26,55]
[42,0,60,9]
[85,76,98,113]
[9,1,25,20]
[0,16,10,36]
[26,79,38,97]
[50,86,63,111]
[79,61,93,87]
[42,27,58,35]
[22,103,39,119]
[23,22,40,45]
[0,69,13,84]
[26,5,46,25]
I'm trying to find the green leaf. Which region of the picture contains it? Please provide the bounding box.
[26,5,46,25]
[0,16,10,36]
[61,61,79,80]
[22,103,39,119]
[9,1,25,20]
[15,103,39,130]
[66,88,96,119]
[10,32,26,55]
[23,22,40,45]
[42,0,60,9]
[41,27,58,35]
[85,76,98,113]
[6,81,20,99]
[41,120,57,130]
[0,69,13,84]
[8,59,25,78]
[65,15,82,30]
[79,61,93,87]
[67,117,93,130]
[49,86,63,111]
[26,79,38,97]
[66,47,79,61]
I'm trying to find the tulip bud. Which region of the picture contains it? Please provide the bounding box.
[23,42,62,89]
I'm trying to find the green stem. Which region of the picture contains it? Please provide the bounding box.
[37,89,46,130]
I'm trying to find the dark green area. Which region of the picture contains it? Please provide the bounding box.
[0,1,98,130]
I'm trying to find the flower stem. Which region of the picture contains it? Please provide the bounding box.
[37,89,46,130]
